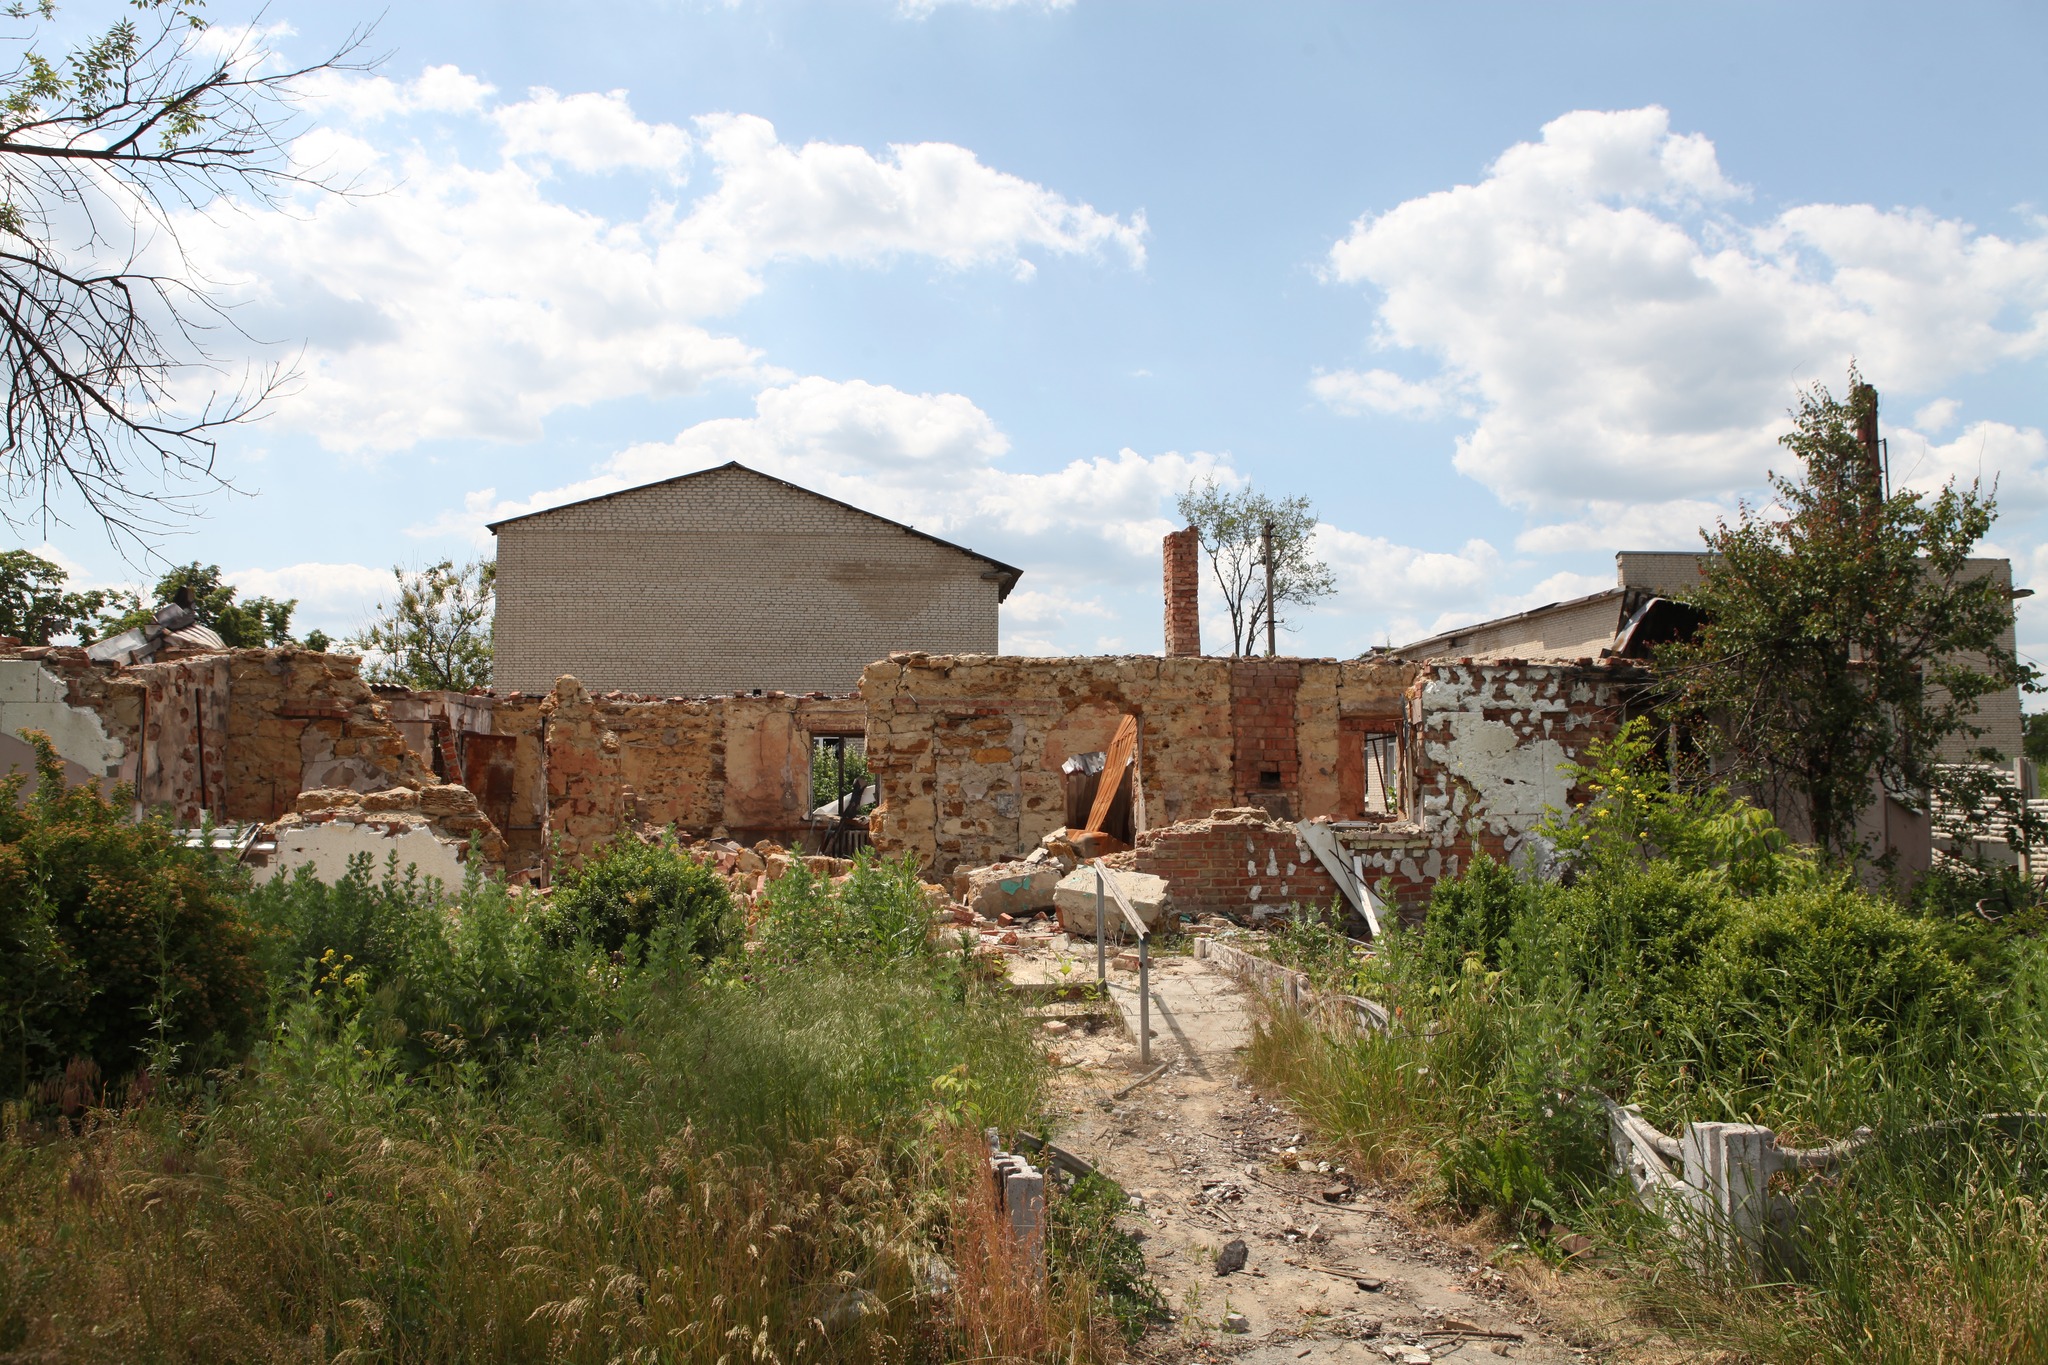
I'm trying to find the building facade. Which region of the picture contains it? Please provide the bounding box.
[490,463,1020,697]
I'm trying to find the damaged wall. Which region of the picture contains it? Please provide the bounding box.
[0,644,509,876]
[1131,807,1343,922]
[0,640,872,884]
[861,652,1420,876]
[1333,658,1635,911]
[863,651,1633,910]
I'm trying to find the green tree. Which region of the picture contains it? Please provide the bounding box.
[0,2,369,549]
[1657,371,2030,862]
[105,562,298,646]
[2025,712,2048,768]
[0,548,119,642]
[1174,479,1336,656]
[353,559,495,691]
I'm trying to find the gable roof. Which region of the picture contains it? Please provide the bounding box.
[486,460,1023,601]
[1389,586,1627,659]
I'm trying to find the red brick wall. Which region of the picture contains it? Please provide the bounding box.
[1163,527,1202,657]
[1134,807,1342,922]
[1230,659,1302,818]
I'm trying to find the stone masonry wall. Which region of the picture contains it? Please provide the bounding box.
[0,644,502,865]
[530,678,847,870]
[861,653,1418,876]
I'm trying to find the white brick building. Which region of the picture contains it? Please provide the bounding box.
[490,463,1020,697]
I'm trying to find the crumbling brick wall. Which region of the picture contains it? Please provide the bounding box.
[0,643,499,860]
[220,649,439,822]
[0,643,863,883]
[1162,527,1201,657]
[1132,807,1343,921]
[531,677,850,869]
[1336,658,1635,913]
[1231,659,1302,819]
[539,677,727,863]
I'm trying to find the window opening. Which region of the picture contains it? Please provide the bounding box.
[810,734,873,857]
[1362,731,1402,816]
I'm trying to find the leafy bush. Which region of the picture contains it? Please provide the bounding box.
[246,855,628,1079]
[0,733,258,1099]
[1685,884,1978,1066]
[757,850,938,967]
[539,828,735,959]
[1541,717,1808,895]
[1417,854,1540,977]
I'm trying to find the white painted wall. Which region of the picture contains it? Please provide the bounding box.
[266,819,468,887]
[0,660,123,777]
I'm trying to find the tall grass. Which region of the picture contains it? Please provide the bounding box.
[1245,721,2048,1363]
[0,844,1147,1362]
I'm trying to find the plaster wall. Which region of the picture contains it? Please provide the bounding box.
[0,658,125,785]
[267,820,469,886]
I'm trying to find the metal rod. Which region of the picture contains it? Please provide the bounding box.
[1095,865,1106,985]
[1263,518,1276,658]
[1138,930,1151,1066]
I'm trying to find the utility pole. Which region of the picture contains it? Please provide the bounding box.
[1262,518,1276,658]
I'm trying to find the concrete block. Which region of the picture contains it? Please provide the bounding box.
[1055,866,1169,935]
[962,861,1062,919]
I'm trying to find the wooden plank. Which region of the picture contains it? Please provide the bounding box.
[1086,714,1139,834]
[1295,820,1382,937]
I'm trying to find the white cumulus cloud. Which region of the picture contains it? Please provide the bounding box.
[227,561,395,634]
[496,88,692,174]
[180,76,1145,453]
[1322,106,2048,517]
[1310,367,1453,418]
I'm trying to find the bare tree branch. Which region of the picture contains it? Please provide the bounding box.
[0,1,378,556]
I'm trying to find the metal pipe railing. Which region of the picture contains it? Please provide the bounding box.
[1095,864,1151,1065]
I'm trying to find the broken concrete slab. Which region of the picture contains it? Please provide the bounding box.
[1054,866,1168,935]
[957,861,1062,920]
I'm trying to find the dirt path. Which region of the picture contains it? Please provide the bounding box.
[1016,938,1595,1365]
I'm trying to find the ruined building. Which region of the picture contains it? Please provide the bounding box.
[490,462,1023,697]
[3,518,1654,925]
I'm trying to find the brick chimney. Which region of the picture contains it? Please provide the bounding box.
[1852,381,1883,510]
[1164,526,1202,657]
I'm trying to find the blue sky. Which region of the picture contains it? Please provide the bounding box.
[20,0,2048,671]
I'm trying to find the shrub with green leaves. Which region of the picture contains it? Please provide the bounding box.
[246,854,633,1079]
[540,829,736,959]
[756,850,937,967]
[0,733,258,1099]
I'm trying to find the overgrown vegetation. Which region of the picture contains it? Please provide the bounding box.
[813,735,874,811]
[1,735,259,1100]
[351,558,496,691]
[1248,720,2048,1365]
[0,764,1148,1361]
[1657,370,2031,862]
